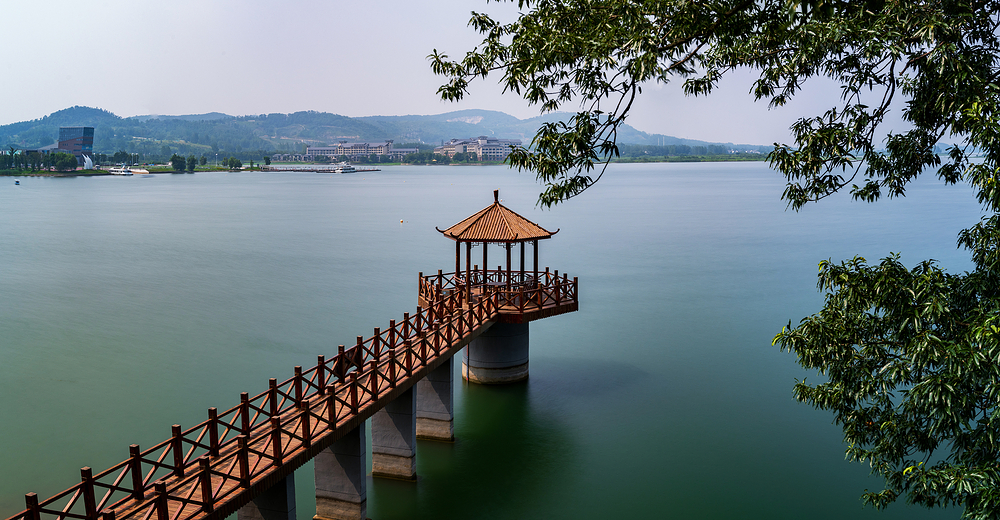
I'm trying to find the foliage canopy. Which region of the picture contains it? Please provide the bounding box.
[433,1,1000,518]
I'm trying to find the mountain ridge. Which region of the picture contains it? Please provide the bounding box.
[0,106,771,159]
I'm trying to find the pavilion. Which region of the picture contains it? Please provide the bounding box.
[436,189,557,303]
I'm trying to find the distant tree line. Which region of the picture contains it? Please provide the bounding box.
[1,148,79,172]
[616,144,738,157]
[402,151,453,165]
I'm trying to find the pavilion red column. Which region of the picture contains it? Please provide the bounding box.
[466,242,472,303]
[520,242,525,282]
[505,243,512,285]
[455,241,461,279]
[483,242,488,282]
[533,240,538,282]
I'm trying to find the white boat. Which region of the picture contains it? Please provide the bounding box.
[333,163,356,173]
[108,167,134,176]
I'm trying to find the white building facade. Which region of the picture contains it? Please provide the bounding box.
[434,136,522,161]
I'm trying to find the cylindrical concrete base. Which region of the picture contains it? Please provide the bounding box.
[462,322,529,384]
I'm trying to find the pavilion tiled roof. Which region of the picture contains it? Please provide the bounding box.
[437,190,556,242]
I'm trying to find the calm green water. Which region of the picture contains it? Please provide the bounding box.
[0,163,982,519]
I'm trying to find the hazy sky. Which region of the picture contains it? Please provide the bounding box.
[2,1,907,145]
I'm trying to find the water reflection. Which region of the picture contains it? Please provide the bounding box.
[368,378,575,520]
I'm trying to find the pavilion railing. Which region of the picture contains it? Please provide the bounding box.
[5,279,505,520]
[418,268,578,315]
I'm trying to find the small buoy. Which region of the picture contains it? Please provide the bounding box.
[400,219,404,223]
[14,180,19,185]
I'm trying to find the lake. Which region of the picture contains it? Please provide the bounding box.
[0,163,982,519]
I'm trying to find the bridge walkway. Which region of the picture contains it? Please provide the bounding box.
[10,269,577,520]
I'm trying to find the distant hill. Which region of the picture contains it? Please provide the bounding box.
[130,112,231,122]
[0,106,771,161]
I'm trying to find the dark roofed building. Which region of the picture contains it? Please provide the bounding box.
[58,127,94,165]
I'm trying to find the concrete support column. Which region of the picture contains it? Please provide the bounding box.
[462,322,529,384]
[238,474,296,520]
[416,357,454,441]
[314,426,367,520]
[371,387,417,480]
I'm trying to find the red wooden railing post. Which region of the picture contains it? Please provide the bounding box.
[447,313,454,346]
[102,511,116,520]
[416,306,424,334]
[208,408,220,457]
[389,320,396,347]
[388,348,397,388]
[326,385,337,425]
[573,276,578,301]
[153,481,168,520]
[268,379,278,417]
[337,345,346,380]
[270,417,283,466]
[198,457,214,513]
[129,444,144,500]
[24,493,40,520]
[236,436,250,487]
[420,338,428,364]
[369,360,379,399]
[418,272,423,298]
[300,401,312,448]
[373,327,381,359]
[404,341,413,376]
[294,366,303,406]
[81,467,97,520]
[350,373,359,413]
[403,312,410,340]
[171,425,183,477]
[355,337,364,368]
[317,355,327,396]
[240,393,251,434]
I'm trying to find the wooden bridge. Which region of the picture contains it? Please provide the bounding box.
[7,267,578,520]
[7,190,576,520]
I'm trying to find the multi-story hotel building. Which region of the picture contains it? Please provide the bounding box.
[273,140,417,162]
[434,136,522,161]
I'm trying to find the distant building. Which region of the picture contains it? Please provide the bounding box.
[57,127,94,166]
[34,126,95,167]
[308,141,393,158]
[273,140,417,162]
[434,136,522,161]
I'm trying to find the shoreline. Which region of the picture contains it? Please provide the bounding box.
[3,155,770,178]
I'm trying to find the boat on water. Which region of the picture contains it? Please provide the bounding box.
[333,163,356,173]
[108,167,150,175]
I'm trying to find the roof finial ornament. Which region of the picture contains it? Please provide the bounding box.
[494,189,499,203]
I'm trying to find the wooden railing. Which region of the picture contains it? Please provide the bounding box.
[5,281,511,520]
[418,268,578,316]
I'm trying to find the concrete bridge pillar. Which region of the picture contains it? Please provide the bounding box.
[416,357,454,441]
[238,474,296,520]
[371,387,417,480]
[314,425,367,520]
[462,322,529,384]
